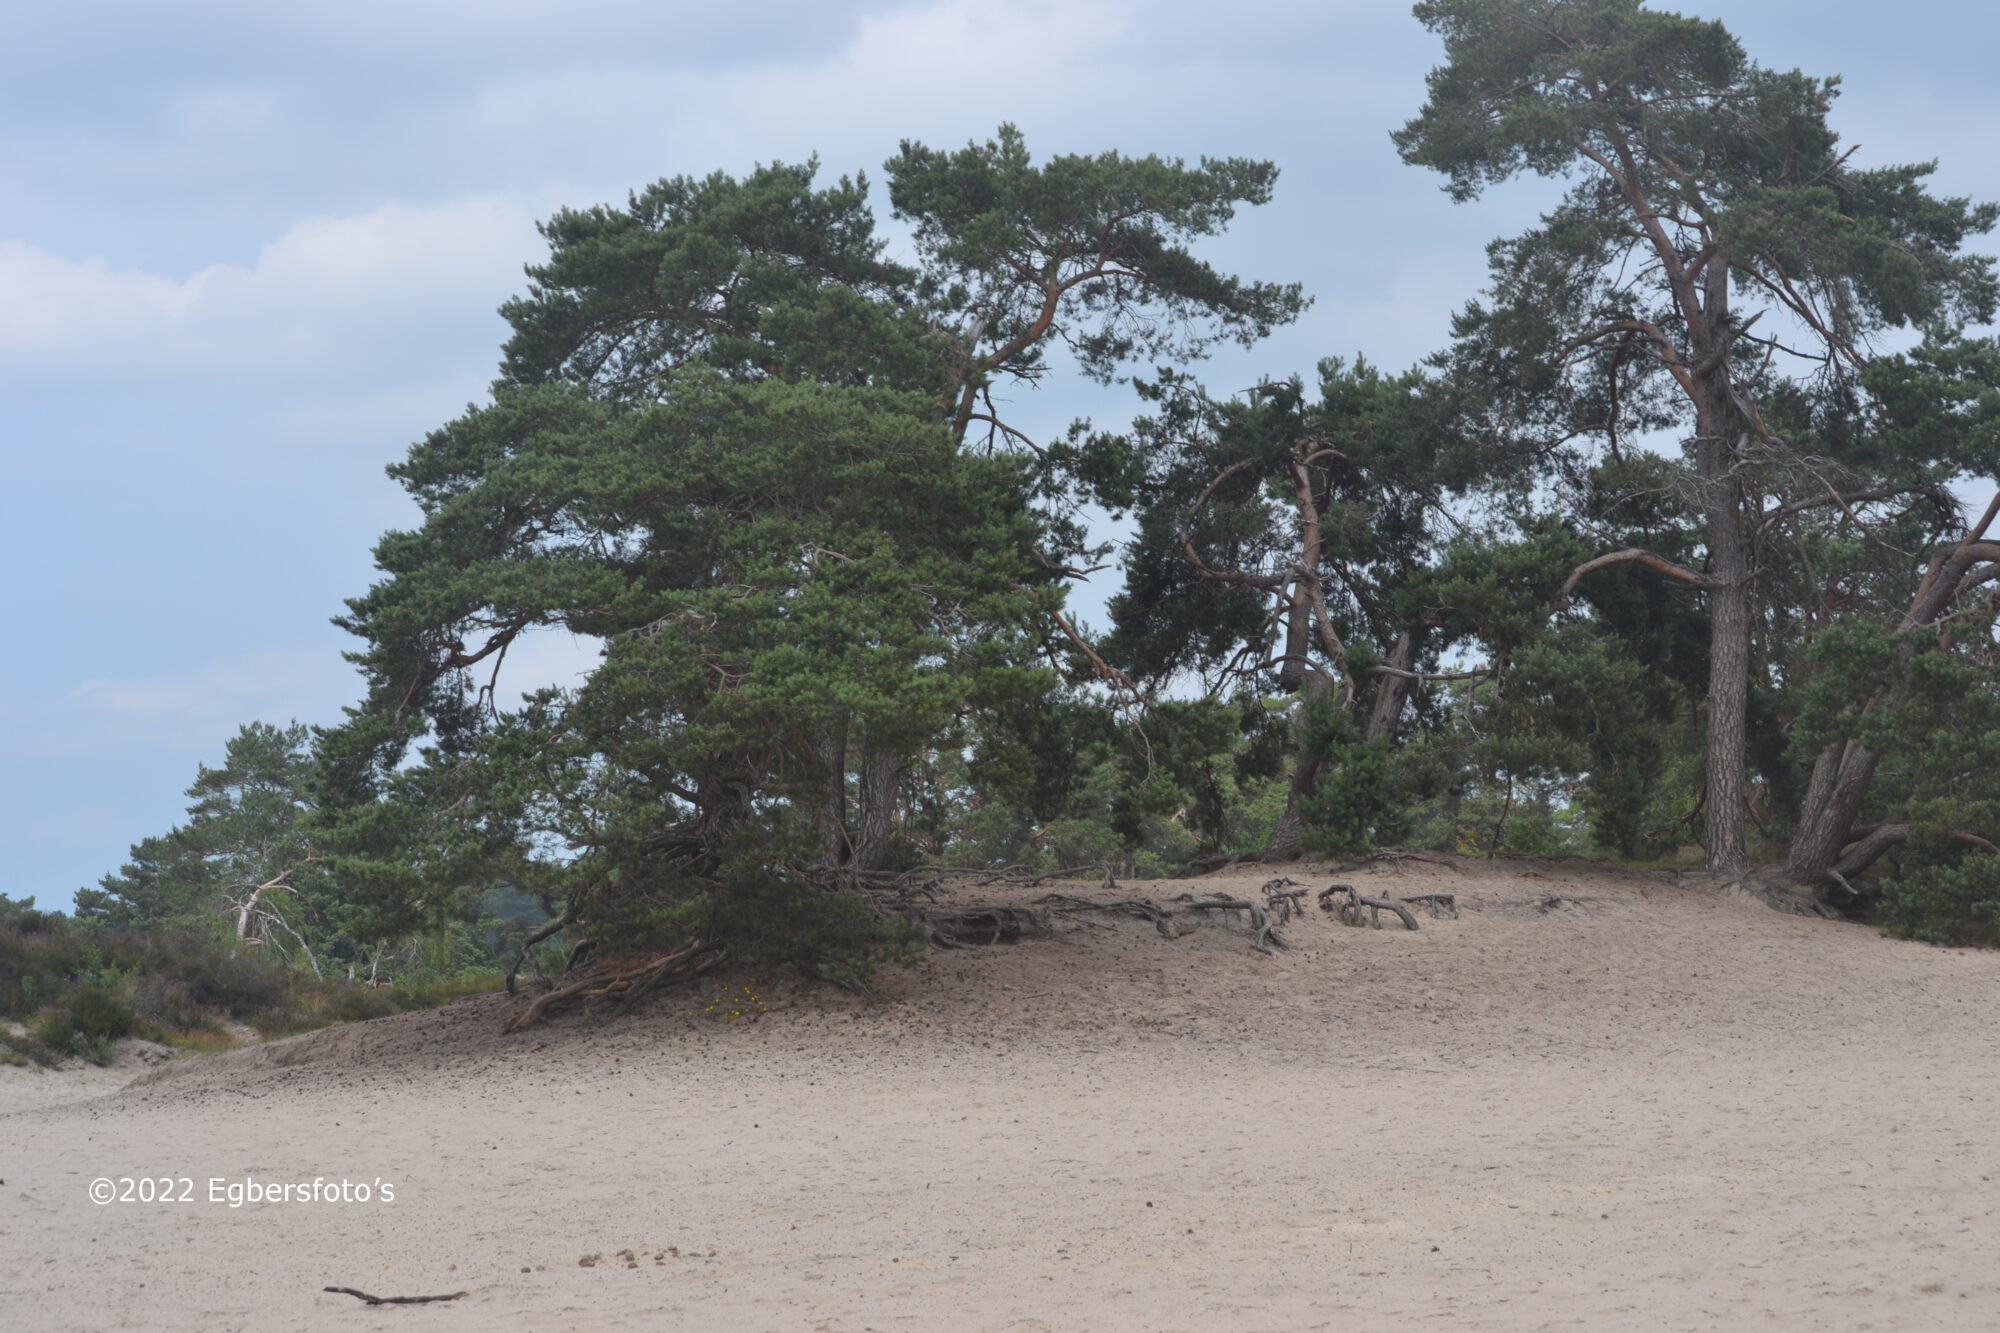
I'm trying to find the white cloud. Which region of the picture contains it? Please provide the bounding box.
[0,197,531,382]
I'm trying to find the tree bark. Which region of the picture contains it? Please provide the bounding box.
[1831,822,1909,880]
[1275,579,1312,693]
[1786,740,1882,886]
[815,717,850,867]
[1264,672,1332,861]
[1693,436,1751,873]
[1687,250,1753,873]
[1366,631,1416,744]
[852,749,906,874]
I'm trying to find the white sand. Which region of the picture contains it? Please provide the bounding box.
[4,858,1998,1330]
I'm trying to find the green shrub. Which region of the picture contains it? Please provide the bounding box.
[67,986,139,1040]
[1,1028,60,1067]
[1881,856,2000,946]
[702,870,923,990]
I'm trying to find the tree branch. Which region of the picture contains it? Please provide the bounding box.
[1555,548,1713,612]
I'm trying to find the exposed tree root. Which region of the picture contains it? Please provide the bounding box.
[1330,850,1463,875]
[503,909,570,996]
[1177,851,1262,877]
[850,862,1121,906]
[909,906,1053,948]
[1037,891,1291,955]
[1261,877,1308,924]
[502,944,727,1033]
[1319,883,1420,930]
[324,1287,466,1306]
[1733,872,1842,919]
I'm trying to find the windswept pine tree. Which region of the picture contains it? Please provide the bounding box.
[314,129,1306,982]
[1394,0,2000,893]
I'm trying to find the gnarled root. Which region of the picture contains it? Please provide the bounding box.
[1261,878,1308,924]
[1037,892,1291,956]
[502,944,727,1033]
[1318,883,1420,930]
[911,906,1052,948]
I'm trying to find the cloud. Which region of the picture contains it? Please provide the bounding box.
[0,197,530,383]
[59,646,358,751]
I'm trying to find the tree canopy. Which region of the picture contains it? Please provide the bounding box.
[65,14,2000,989]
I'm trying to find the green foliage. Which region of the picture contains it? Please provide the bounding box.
[315,127,1303,981]
[1295,705,1402,860]
[75,722,337,952]
[31,87,1999,978]
[1,894,513,1057]
[500,160,925,394]
[1881,856,2000,947]
[36,987,139,1064]
[321,371,1041,966]
[702,869,924,990]
[888,124,1307,386]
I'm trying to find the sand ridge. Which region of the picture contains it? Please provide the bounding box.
[4,858,1998,1330]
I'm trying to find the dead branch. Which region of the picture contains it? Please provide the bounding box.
[1330,850,1462,874]
[222,872,323,979]
[323,1287,467,1306]
[1177,850,1259,876]
[1554,548,1712,613]
[1755,481,1950,536]
[1369,665,1489,683]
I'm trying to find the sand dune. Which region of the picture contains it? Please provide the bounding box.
[5,858,1998,1330]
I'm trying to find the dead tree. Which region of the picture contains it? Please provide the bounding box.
[222,871,323,979]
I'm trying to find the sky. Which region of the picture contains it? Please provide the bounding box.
[5,0,1999,910]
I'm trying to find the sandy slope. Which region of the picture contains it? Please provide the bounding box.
[4,858,1998,1331]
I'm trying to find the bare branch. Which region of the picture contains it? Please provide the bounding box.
[1555,548,1713,613]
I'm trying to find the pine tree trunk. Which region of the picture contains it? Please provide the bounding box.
[1696,426,1751,873]
[1785,525,1999,890]
[1276,579,1311,692]
[1692,256,1750,875]
[1786,741,1879,886]
[1264,672,1332,861]
[852,750,905,874]
[815,718,850,867]
[1366,631,1416,744]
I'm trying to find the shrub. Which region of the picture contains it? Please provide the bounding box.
[132,975,207,1033]
[1,1028,60,1067]
[1881,855,2000,946]
[34,988,137,1065]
